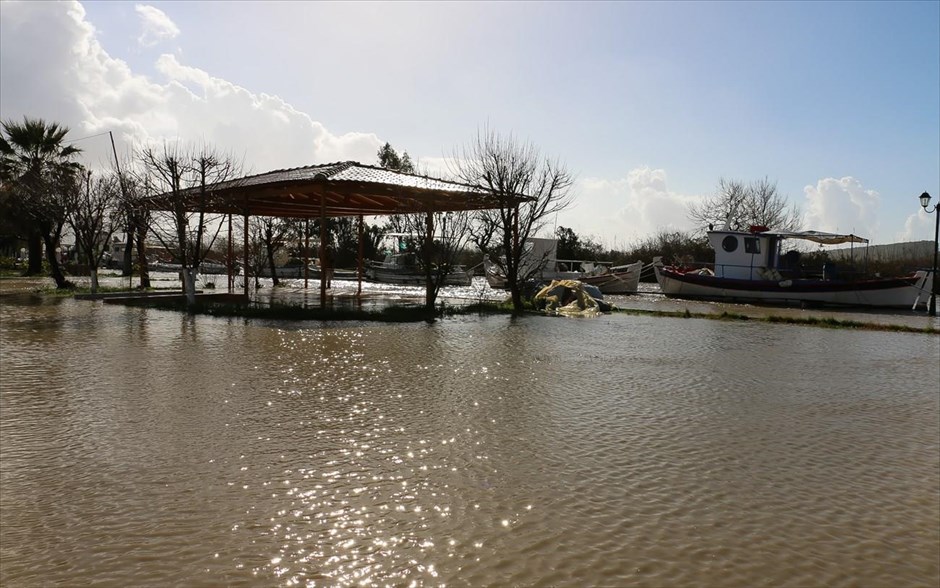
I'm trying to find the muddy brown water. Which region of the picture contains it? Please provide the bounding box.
[1,277,938,587]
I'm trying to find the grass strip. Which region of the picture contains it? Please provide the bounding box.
[612,307,938,334]
[13,283,937,334]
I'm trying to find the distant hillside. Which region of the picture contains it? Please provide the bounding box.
[826,240,935,264]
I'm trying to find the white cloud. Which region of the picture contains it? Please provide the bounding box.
[557,166,699,249]
[802,177,880,240]
[406,160,701,249]
[900,209,937,243]
[135,4,180,47]
[0,1,381,175]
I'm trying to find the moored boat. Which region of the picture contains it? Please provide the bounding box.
[366,251,472,286]
[366,233,473,287]
[150,261,226,274]
[653,226,933,309]
[484,237,642,294]
[577,261,645,295]
[257,264,315,279]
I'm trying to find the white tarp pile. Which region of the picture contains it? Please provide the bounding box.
[533,280,612,317]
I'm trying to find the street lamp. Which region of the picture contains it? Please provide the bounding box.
[919,191,939,317]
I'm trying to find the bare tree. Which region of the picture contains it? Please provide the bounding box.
[399,209,473,311]
[375,142,472,310]
[243,219,269,290]
[688,177,802,233]
[451,126,574,311]
[113,152,145,280]
[137,143,242,306]
[257,216,301,286]
[109,163,154,289]
[65,170,121,292]
[124,174,153,289]
[742,176,802,231]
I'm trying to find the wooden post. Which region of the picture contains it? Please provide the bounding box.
[304,218,310,290]
[243,208,249,298]
[357,214,364,297]
[227,213,233,292]
[319,199,327,306]
[511,203,519,298]
[425,211,434,310]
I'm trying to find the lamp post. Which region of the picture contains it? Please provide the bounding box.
[919,191,939,317]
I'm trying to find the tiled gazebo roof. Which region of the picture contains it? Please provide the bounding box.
[146,161,518,218]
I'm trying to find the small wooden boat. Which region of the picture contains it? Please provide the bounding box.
[366,252,472,286]
[577,261,644,295]
[365,233,473,286]
[484,237,642,294]
[653,227,932,309]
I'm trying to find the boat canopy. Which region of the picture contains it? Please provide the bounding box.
[765,230,869,245]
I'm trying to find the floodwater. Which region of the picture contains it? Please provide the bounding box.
[1,276,938,587]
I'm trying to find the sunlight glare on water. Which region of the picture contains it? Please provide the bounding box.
[1,285,938,587]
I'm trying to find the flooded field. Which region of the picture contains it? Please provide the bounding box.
[1,276,938,587]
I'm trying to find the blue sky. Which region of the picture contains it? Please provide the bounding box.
[2,0,938,247]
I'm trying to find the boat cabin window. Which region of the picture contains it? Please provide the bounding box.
[744,237,760,254]
[721,236,738,252]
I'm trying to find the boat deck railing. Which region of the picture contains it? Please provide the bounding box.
[700,261,884,282]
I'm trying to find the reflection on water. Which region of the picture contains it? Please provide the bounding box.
[1,280,938,587]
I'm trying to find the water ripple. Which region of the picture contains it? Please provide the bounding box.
[1,297,937,587]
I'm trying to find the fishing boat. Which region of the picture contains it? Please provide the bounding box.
[653,226,933,309]
[304,266,359,281]
[149,260,233,275]
[365,250,472,286]
[577,261,645,295]
[365,234,472,286]
[257,264,307,279]
[149,260,183,273]
[484,237,643,294]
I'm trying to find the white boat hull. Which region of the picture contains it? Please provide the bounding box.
[366,265,472,287]
[654,265,928,309]
[578,261,644,294]
[485,259,643,294]
[257,266,306,278]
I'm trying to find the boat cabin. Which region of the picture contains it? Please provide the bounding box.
[708,229,780,279]
[708,227,869,280]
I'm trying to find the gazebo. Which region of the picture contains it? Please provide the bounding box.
[145,160,521,305]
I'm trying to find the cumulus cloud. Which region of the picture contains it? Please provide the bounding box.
[802,177,880,239]
[557,166,699,249]
[405,160,701,248]
[135,4,180,47]
[900,208,937,243]
[0,1,381,174]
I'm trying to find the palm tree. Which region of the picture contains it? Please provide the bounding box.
[0,117,82,288]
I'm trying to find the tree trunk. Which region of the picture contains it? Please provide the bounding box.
[121,233,134,276]
[136,224,150,289]
[509,277,523,312]
[40,230,70,289]
[265,241,280,286]
[25,229,43,276]
[424,212,435,313]
[183,268,198,306]
[84,251,100,293]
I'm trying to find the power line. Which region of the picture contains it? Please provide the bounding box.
[67,131,112,144]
